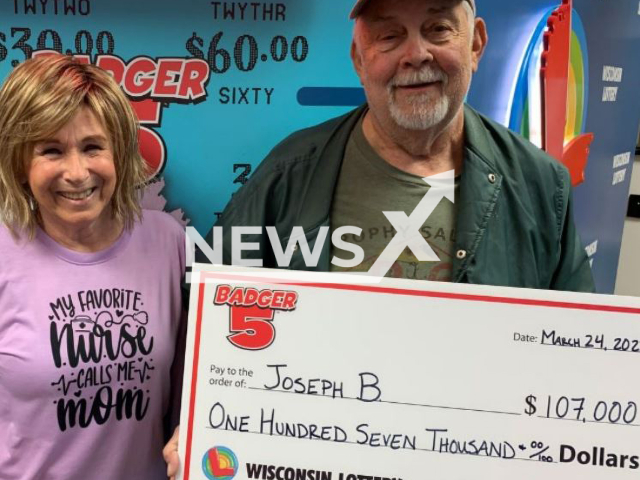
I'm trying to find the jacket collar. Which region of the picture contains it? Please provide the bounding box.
[294,105,367,232]
[462,104,501,171]
[296,103,504,278]
[451,105,503,281]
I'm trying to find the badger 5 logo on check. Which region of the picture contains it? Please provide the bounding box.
[214,285,299,350]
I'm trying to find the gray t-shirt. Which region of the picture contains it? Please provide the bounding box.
[330,116,459,281]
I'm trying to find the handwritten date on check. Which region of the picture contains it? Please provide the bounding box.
[178,266,640,480]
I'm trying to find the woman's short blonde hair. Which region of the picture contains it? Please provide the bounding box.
[0,54,147,238]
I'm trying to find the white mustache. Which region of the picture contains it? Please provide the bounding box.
[390,67,448,87]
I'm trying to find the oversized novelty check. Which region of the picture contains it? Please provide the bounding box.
[178,265,640,480]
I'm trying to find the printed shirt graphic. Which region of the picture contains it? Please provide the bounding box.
[330,115,459,281]
[0,210,185,480]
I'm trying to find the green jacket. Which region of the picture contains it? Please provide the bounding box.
[209,104,595,292]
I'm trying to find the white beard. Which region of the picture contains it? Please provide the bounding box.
[386,66,450,130]
[388,92,449,130]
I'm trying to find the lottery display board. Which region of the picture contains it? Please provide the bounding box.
[1,0,639,292]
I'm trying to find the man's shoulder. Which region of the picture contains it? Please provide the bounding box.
[264,107,362,169]
[219,107,363,226]
[465,105,567,178]
[224,107,361,207]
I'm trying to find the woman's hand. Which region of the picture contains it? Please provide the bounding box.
[163,426,180,480]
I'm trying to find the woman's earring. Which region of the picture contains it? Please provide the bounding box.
[28,196,36,212]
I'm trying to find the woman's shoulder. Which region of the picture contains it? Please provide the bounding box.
[129,210,186,258]
[0,223,29,253]
[137,209,185,238]
[0,224,43,277]
[128,210,186,271]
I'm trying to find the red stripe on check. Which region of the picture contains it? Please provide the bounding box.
[183,271,640,477]
[184,280,207,480]
[289,282,640,315]
[198,272,640,315]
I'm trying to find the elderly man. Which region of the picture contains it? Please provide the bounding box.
[203,0,595,292]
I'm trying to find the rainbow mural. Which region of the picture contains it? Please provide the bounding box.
[508,0,593,186]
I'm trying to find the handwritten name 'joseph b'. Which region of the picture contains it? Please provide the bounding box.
[263,364,382,402]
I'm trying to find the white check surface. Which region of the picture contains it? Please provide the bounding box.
[178,265,640,480]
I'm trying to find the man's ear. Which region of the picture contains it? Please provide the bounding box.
[471,17,488,73]
[350,38,364,83]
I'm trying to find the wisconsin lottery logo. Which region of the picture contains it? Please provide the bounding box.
[202,446,239,480]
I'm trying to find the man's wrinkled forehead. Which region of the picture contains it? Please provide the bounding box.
[350,0,475,19]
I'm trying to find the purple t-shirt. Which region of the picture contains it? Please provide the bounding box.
[0,210,185,480]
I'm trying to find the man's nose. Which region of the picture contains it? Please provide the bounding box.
[62,150,90,183]
[401,34,434,68]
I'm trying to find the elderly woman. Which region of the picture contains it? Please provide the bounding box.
[0,54,185,479]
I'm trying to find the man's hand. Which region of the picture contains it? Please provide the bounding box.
[163,426,180,480]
